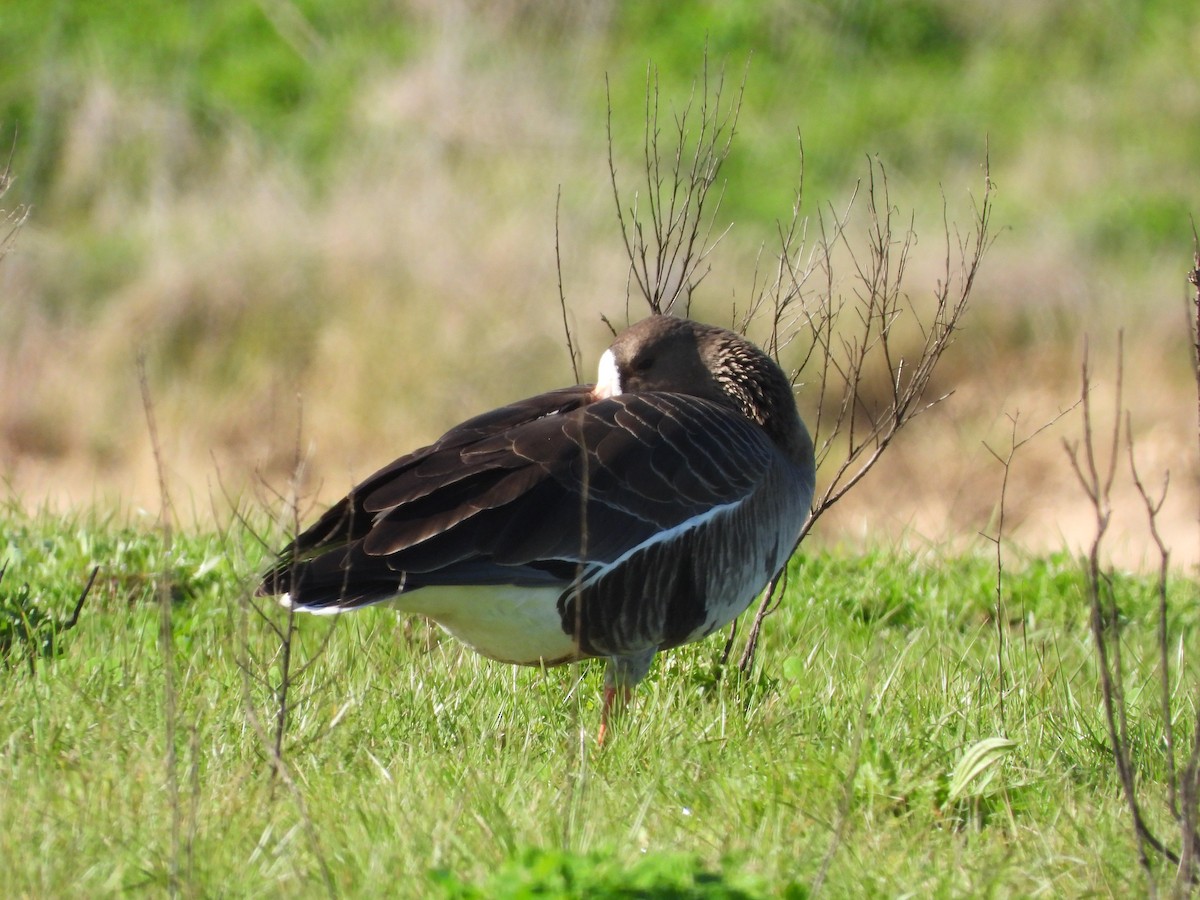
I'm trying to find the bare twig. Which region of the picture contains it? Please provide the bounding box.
[237,601,337,898]
[238,395,337,896]
[981,405,1078,731]
[555,186,581,383]
[1189,225,1200,472]
[1183,710,1200,894]
[735,155,995,671]
[601,65,994,674]
[799,162,993,529]
[1055,243,1200,891]
[270,399,306,771]
[137,353,182,898]
[1178,234,1200,889]
[255,395,341,774]
[735,567,785,673]
[1127,417,1178,819]
[606,55,743,319]
[1065,338,1179,889]
[0,127,30,263]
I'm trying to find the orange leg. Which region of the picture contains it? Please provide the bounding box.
[597,684,632,746]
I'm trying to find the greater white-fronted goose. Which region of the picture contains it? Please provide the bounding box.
[258,315,815,740]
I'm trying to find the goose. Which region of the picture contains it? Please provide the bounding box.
[258,315,815,740]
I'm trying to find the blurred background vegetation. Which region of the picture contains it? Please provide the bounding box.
[0,0,1197,562]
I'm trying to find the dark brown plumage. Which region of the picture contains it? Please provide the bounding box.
[258,315,815,739]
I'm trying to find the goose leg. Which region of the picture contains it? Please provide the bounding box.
[597,684,632,746]
[597,649,656,745]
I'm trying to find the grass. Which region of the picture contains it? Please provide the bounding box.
[1,504,1194,896]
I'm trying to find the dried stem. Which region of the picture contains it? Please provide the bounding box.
[137,353,182,898]
[236,602,337,898]
[0,128,29,263]
[1190,227,1200,474]
[1064,338,1180,889]
[735,156,995,671]
[1178,236,1200,890]
[601,65,994,674]
[555,186,581,383]
[240,395,337,897]
[981,405,1078,732]
[244,396,339,770]
[606,55,743,318]
[1127,418,1180,818]
[271,399,307,772]
[1051,240,1200,890]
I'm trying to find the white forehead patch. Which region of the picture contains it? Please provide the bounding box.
[594,348,623,399]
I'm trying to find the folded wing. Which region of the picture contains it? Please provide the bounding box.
[259,385,780,610]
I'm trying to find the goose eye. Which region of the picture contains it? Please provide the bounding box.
[633,356,655,373]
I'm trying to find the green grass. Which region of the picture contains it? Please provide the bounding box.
[1,506,1194,896]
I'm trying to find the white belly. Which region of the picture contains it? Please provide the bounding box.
[393,585,584,666]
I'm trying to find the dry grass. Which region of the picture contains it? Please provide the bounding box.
[2,55,623,504]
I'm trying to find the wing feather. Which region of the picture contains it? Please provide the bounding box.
[260,388,779,607]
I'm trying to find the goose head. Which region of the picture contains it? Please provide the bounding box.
[592,316,812,467]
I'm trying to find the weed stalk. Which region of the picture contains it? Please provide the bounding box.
[982,407,1077,732]
[598,62,994,675]
[138,353,183,898]
[1066,295,1200,890]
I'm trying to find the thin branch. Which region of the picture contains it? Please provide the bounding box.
[237,593,337,898]
[1127,416,1177,820]
[1065,338,1179,887]
[736,567,786,674]
[733,153,994,670]
[1188,226,1200,475]
[1179,232,1200,888]
[604,72,996,682]
[606,54,744,321]
[554,186,581,384]
[980,403,1080,732]
[137,353,182,898]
